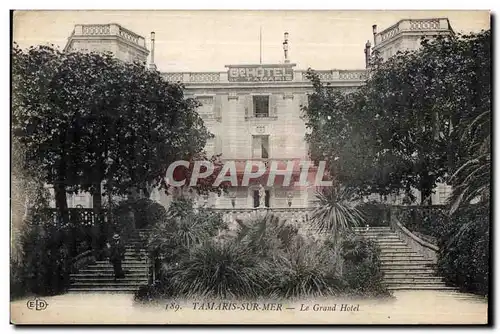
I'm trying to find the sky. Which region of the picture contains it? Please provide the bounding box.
[13,10,490,72]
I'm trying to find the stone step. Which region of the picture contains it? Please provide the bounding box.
[362,236,399,240]
[68,286,139,293]
[354,227,391,230]
[380,249,416,253]
[71,277,148,284]
[383,270,437,277]
[86,264,149,270]
[375,243,409,247]
[71,282,145,287]
[379,255,426,260]
[387,285,456,291]
[71,272,148,279]
[380,261,435,267]
[381,264,436,270]
[94,259,147,264]
[373,240,408,244]
[383,277,444,284]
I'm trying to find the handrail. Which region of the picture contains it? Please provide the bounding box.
[389,207,439,262]
[394,218,439,252]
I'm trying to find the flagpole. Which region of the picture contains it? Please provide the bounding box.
[259,26,262,64]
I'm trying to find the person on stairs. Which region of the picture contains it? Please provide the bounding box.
[107,233,126,280]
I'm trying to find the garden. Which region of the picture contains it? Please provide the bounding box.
[135,194,389,302]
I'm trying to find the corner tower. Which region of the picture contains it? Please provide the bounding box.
[64,23,149,63]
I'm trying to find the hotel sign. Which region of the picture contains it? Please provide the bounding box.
[227,64,295,82]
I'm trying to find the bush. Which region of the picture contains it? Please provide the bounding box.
[17,210,72,296]
[147,197,227,278]
[236,214,298,260]
[437,204,489,296]
[267,236,343,298]
[357,203,391,227]
[167,241,269,299]
[137,205,389,301]
[395,206,448,239]
[341,235,389,297]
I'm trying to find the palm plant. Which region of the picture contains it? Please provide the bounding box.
[267,236,343,298]
[167,240,269,299]
[310,185,365,243]
[235,213,298,260]
[448,110,491,215]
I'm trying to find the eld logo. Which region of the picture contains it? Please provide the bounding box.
[26,298,48,311]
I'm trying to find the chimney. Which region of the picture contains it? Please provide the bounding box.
[283,32,289,63]
[149,31,157,70]
[364,40,372,68]
[372,24,377,46]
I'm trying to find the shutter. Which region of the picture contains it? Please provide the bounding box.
[245,95,254,118]
[270,94,278,117]
[214,95,222,121]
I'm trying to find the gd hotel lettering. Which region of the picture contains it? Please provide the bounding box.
[228,65,294,82]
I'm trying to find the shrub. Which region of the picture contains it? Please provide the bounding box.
[267,236,343,298]
[148,197,227,273]
[236,214,298,260]
[395,206,448,239]
[17,211,72,295]
[167,241,269,299]
[437,204,489,296]
[341,235,389,297]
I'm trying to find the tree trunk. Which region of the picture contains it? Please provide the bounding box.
[91,182,103,258]
[54,182,69,226]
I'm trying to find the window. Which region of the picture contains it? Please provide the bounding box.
[252,135,269,159]
[253,95,269,118]
[253,190,270,208]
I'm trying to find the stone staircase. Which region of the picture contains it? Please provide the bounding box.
[354,226,454,291]
[68,230,151,293]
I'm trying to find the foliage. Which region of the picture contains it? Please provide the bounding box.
[147,197,227,263]
[394,205,448,239]
[113,197,168,230]
[15,210,72,296]
[12,44,214,224]
[437,205,489,296]
[166,240,269,299]
[303,30,491,204]
[267,236,343,298]
[309,185,364,255]
[341,235,389,296]
[357,203,391,227]
[447,108,491,214]
[235,213,299,260]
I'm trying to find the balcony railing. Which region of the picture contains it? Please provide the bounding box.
[162,69,367,84]
[375,18,451,46]
[70,23,147,49]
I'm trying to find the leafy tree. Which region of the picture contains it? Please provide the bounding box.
[303,30,491,204]
[12,44,214,225]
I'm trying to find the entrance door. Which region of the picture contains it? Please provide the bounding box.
[253,190,270,208]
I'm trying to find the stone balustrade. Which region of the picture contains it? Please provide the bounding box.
[71,24,146,48]
[375,18,450,46]
[161,69,367,84]
[213,207,318,236]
